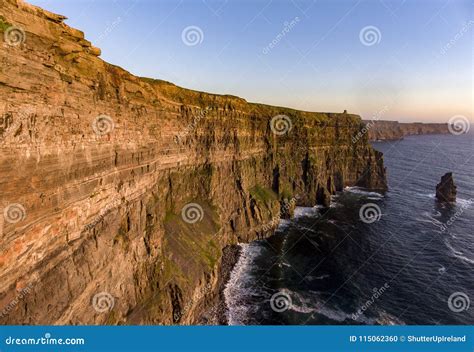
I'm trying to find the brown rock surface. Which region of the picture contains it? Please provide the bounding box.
[436,173,457,203]
[0,0,387,324]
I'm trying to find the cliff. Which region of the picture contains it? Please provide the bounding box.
[0,0,386,325]
[362,120,450,141]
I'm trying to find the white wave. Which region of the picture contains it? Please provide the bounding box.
[274,288,323,314]
[317,304,367,323]
[376,311,406,325]
[224,243,264,325]
[415,217,437,225]
[416,193,473,206]
[290,304,316,314]
[281,289,317,314]
[344,186,384,198]
[279,262,292,268]
[306,274,330,281]
[417,212,442,225]
[317,305,375,325]
[444,239,474,265]
[297,224,317,233]
[276,219,291,230]
[283,290,374,324]
[294,206,321,218]
[351,309,404,325]
[457,197,474,207]
[422,211,441,219]
[414,192,435,199]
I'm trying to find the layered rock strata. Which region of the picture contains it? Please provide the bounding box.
[0,0,386,325]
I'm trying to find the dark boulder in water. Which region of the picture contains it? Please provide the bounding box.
[436,172,457,202]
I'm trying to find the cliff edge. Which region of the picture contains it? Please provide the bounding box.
[0,0,386,324]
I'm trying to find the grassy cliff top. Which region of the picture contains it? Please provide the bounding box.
[141,77,361,124]
[2,0,363,125]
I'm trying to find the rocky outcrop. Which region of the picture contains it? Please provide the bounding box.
[362,120,450,141]
[0,0,386,325]
[436,173,457,203]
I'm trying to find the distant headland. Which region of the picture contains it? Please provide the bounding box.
[362,120,451,141]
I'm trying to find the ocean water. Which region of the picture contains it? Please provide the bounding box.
[224,134,474,325]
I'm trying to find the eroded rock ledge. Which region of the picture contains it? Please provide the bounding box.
[0,0,386,325]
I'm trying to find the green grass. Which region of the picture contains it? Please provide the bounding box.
[280,186,293,201]
[250,185,277,204]
[163,201,221,272]
[0,16,12,32]
[164,211,176,223]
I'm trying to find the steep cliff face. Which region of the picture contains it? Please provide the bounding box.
[0,0,386,325]
[363,120,450,141]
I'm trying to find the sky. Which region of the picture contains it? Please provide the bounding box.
[28,0,473,123]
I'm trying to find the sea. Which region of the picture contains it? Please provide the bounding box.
[224,133,474,325]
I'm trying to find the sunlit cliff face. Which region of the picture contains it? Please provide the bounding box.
[0,0,387,325]
[25,0,471,125]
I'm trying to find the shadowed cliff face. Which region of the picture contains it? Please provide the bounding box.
[0,0,386,325]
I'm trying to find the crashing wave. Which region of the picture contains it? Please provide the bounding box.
[224,243,265,325]
[294,206,321,218]
[344,186,384,198]
[444,238,474,264]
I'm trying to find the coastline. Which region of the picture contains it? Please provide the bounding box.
[0,0,388,325]
[199,245,242,325]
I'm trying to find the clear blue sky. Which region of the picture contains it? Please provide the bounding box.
[29,0,472,123]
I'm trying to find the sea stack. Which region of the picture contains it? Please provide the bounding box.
[436,172,457,203]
